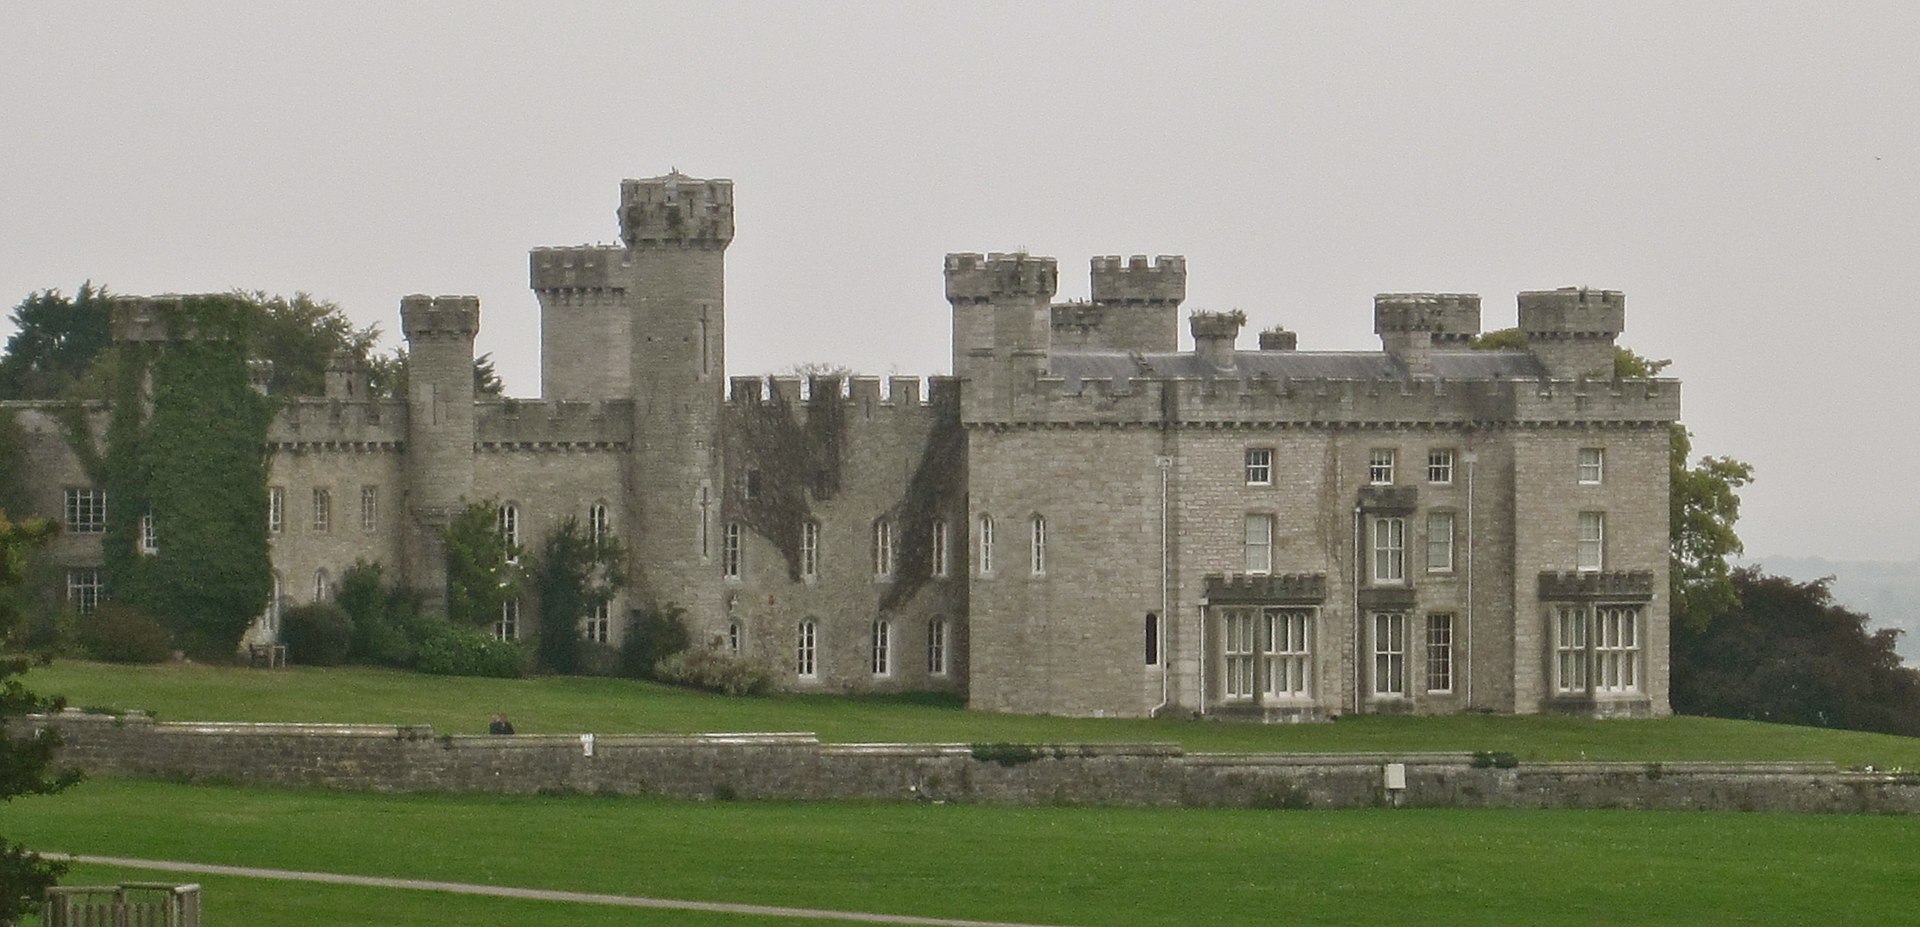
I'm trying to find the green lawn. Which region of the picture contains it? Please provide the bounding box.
[24,659,1920,765]
[13,780,1920,926]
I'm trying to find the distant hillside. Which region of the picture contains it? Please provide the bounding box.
[1742,557,1920,664]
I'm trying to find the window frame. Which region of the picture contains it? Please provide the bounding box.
[927,618,949,675]
[931,518,949,578]
[139,512,158,555]
[588,502,612,547]
[796,619,818,678]
[1426,510,1455,574]
[582,601,610,644]
[1222,608,1256,701]
[312,487,331,533]
[1425,612,1454,693]
[1578,447,1604,485]
[495,598,519,642]
[978,514,994,575]
[1371,611,1407,698]
[1367,448,1396,485]
[722,521,743,579]
[1029,514,1047,576]
[313,568,332,603]
[268,486,285,534]
[1264,608,1314,700]
[1427,449,1454,485]
[64,488,106,535]
[1243,513,1273,575]
[1371,516,1406,584]
[800,519,820,580]
[1553,605,1588,694]
[1593,605,1641,694]
[66,568,102,615]
[871,619,892,676]
[873,518,895,578]
[360,485,379,533]
[1577,511,1605,572]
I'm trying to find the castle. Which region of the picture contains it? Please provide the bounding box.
[15,173,1680,720]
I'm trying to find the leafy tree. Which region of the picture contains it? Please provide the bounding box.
[335,561,424,667]
[0,284,112,400]
[1673,570,1920,735]
[444,501,519,629]
[364,348,505,400]
[0,512,80,926]
[1668,425,1754,630]
[530,517,625,674]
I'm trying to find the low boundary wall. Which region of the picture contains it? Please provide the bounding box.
[31,711,1920,813]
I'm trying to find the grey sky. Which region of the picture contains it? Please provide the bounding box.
[4,2,1916,562]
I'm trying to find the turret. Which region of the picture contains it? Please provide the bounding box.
[1085,255,1185,352]
[1189,310,1246,372]
[947,252,1057,421]
[620,172,735,248]
[1258,326,1297,351]
[325,350,366,400]
[1518,287,1624,378]
[1374,293,1481,376]
[400,294,480,616]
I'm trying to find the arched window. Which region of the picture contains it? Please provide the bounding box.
[796,619,818,678]
[978,514,994,575]
[931,518,949,578]
[727,621,742,654]
[588,502,611,547]
[498,503,520,561]
[312,568,332,603]
[1030,514,1047,575]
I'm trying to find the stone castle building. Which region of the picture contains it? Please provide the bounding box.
[13,173,1681,720]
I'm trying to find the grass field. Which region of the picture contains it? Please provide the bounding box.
[22,658,1920,766]
[13,779,1920,926]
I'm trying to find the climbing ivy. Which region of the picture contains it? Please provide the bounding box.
[880,385,965,611]
[531,516,626,674]
[444,500,519,629]
[721,377,847,580]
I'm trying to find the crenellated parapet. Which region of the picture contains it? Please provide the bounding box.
[475,400,635,449]
[1090,255,1186,305]
[1519,287,1625,339]
[530,246,628,292]
[978,373,1680,429]
[399,294,480,341]
[267,399,407,448]
[619,173,734,248]
[728,375,960,414]
[109,295,242,343]
[943,253,1058,303]
[1374,293,1482,344]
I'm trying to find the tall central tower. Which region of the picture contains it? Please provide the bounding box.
[532,173,735,629]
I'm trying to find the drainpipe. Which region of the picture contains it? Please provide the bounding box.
[1151,454,1172,717]
[1353,504,1364,714]
[1464,452,1477,708]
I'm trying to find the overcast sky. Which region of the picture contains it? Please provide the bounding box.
[4,2,1916,563]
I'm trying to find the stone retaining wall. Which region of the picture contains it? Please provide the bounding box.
[30,711,1920,814]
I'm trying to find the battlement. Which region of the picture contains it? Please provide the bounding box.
[399,295,480,340]
[979,373,1680,429]
[475,400,635,448]
[618,173,735,248]
[109,295,241,343]
[1089,255,1186,305]
[727,375,960,411]
[530,246,628,291]
[1518,287,1625,338]
[267,399,407,446]
[943,253,1059,303]
[1374,293,1482,341]
[1188,310,1247,340]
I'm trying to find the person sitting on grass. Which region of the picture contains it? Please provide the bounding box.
[488,713,515,735]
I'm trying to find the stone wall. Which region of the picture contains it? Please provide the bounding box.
[32,712,1920,814]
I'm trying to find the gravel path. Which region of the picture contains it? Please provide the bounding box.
[55,854,1071,927]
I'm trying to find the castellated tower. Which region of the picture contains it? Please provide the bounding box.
[400,294,480,615]
[946,252,1057,423]
[1373,293,1482,375]
[532,173,734,631]
[1086,255,1185,352]
[1518,287,1625,378]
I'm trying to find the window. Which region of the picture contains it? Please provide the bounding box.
[931,518,949,578]
[1029,515,1046,575]
[498,503,519,560]
[64,488,106,534]
[582,601,610,644]
[1554,605,1588,694]
[1245,448,1273,485]
[495,598,519,641]
[1265,609,1313,699]
[1222,609,1256,700]
[742,468,762,500]
[1372,611,1406,697]
[262,572,283,634]
[1579,447,1604,484]
[139,513,158,555]
[801,520,820,579]
[312,488,331,532]
[66,568,102,615]
[268,486,285,534]
[588,503,611,547]
[1243,513,1273,574]
[1577,512,1605,572]
[796,620,818,678]
[1145,612,1160,666]
[927,618,949,675]
[1426,511,1454,573]
[698,484,712,559]
[727,622,742,654]
[871,619,891,676]
[1368,448,1396,485]
[360,485,378,532]
[722,522,742,579]
[1426,613,1454,693]
[873,518,895,577]
[313,568,332,603]
[1371,516,1406,584]
[1594,605,1641,693]
[1427,449,1454,485]
[978,515,994,575]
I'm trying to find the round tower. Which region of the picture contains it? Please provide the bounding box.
[400,294,479,616]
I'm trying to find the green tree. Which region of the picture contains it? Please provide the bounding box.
[444,501,518,629]
[1668,424,1754,630]
[0,284,112,401]
[530,516,626,674]
[364,348,505,399]
[0,512,80,926]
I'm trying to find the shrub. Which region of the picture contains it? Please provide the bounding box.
[653,648,771,696]
[620,604,689,680]
[77,603,172,664]
[335,561,423,667]
[281,603,353,666]
[415,622,524,678]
